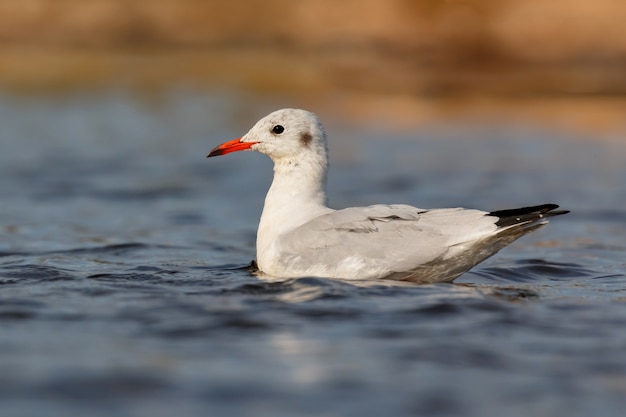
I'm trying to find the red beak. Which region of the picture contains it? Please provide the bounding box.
[207,138,257,157]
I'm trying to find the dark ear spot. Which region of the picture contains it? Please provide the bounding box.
[300,132,312,147]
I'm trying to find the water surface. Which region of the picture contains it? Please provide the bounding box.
[1,91,625,417]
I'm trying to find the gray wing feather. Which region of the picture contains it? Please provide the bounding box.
[280,205,499,275]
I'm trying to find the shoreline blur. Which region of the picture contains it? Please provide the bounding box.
[0,0,624,137]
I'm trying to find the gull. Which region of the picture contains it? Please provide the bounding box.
[207,108,568,283]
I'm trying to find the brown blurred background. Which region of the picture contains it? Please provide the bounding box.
[0,0,624,135]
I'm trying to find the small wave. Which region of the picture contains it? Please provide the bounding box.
[0,264,77,284]
[468,258,597,283]
[0,243,158,258]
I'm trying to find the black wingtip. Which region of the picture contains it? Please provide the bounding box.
[489,204,569,228]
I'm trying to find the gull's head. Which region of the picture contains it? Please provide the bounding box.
[207,108,328,163]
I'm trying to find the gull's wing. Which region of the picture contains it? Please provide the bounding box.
[278,204,499,279]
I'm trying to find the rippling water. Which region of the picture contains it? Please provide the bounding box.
[1,91,625,417]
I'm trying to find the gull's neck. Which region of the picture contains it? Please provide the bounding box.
[257,153,333,263]
[261,155,331,230]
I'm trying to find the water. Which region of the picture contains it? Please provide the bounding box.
[1,91,625,417]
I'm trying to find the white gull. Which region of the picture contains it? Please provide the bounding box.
[207,108,568,283]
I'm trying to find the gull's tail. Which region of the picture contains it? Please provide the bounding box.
[489,204,569,228]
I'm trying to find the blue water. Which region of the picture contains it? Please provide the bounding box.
[1,91,625,417]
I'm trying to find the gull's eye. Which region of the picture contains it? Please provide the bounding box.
[272,125,285,134]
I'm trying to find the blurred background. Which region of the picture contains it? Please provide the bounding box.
[2,3,626,417]
[0,0,624,136]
